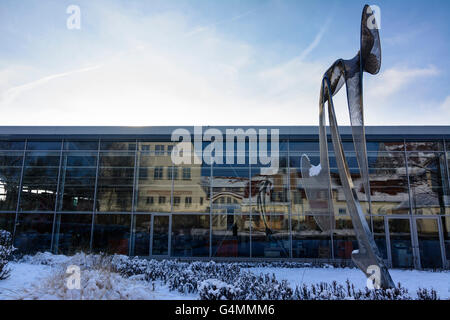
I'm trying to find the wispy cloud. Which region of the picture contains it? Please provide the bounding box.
[1,65,101,106]
[185,8,258,37]
[298,16,332,61]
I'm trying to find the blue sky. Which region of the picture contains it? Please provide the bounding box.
[0,0,449,125]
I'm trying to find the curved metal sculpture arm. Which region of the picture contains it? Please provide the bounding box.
[301,5,394,289]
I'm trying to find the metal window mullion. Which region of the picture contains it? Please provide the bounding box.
[129,139,138,256]
[50,139,64,252]
[443,138,450,208]
[385,217,392,268]
[287,140,292,258]
[209,164,213,258]
[90,139,101,252]
[53,149,68,253]
[169,161,174,257]
[12,139,27,243]
[249,164,252,258]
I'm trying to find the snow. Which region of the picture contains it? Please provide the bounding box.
[309,164,322,177]
[0,253,448,300]
[244,267,450,299]
[0,258,196,300]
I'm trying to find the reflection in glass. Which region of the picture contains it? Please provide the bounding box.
[132,214,151,256]
[212,214,249,257]
[333,217,358,259]
[53,213,92,254]
[27,141,61,151]
[152,215,169,255]
[368,152,410,215]
[212,166,249,215]
[388,219,414,268]
[20,152,60,211]
[14,213,54,253]
[172,214,209,257]
[0,140,25,151]
[96,152,134,212]
[0,152,22,211]
[372,216,388,259]
[64,141,99,151]
[137,151,173,212]
[442,216,450,264]
[291,215,332,259]
[416,218,443,268]
[92,214,130,254]
[0,213,15,233]
[252,214,289,258]
[173,165,209,213]
[407,152,448,215]
[59,152,97,211]
[100,141,136,151]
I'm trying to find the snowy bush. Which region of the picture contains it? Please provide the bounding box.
[292,280,411,300]
[198,279,242,300]
[416,288,439,300]
[0,230,14,280]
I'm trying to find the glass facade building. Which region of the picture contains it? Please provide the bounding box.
[0,126,449,269]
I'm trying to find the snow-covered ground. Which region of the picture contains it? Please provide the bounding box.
[0,259,196,300]
[245,267,450,299]
[0,254,448,300]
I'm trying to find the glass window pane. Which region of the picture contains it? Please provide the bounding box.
[212,166,249,215]
[0,152,23,211]
[53,213,92,254]
[366,141,405,152]
[152,215,169,255]
[64,141,99,151]
[416,218,443,268]
[388,218,414,268]
[136,167,172,213]
[27,141,62,150]
[97,152,135,212]
[14,213,54,254]
[172,214,209,257]
[441,216,450,265]
[59,152,97,211]
[252,214,289,258]
[368,151,410,215]
[20,152,60,211]
[408,151,448,215]
[0,140,25,150]
[92,214,130,254]
[100,141,136,151]
[334,217,358,260]
[291,215,332,259]
[173,164,209,213]
[405,141,443,152]
[0,213,15,233]
[372,216,388,260]
[289,141,320,152]
[212,214,249,257]
[133,214,151,256]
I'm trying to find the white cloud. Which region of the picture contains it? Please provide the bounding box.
[367,65,438,100]
[0,6,330,126]
[0,3,446,126]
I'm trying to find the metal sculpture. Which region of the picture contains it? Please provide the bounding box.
[301,5,395,289]
[256,179,289,257]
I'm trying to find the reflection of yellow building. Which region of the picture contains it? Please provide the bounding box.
[136,142,209,213]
